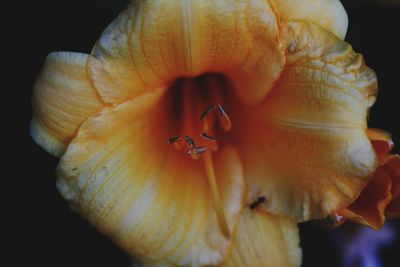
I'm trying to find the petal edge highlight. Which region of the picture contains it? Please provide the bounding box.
[271,0,348,39]
[31,52,103,156]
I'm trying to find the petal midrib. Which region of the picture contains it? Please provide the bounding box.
[265,115,366,130]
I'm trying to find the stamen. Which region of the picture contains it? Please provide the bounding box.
[202,119,209,133]
[217,105,232,131]
[167,136,181,144]
[167,136,186,150]
[200,133,216,141]
[185,135,196,148]
[203,152,231,238]
[186,147,207,159]
[200,105,216,120]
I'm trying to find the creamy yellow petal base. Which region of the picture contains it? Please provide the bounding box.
[57,91,245,266]
[31,52,103,156]
[235,21,377,221]
[271,0,348,39]
[223,209,301,267]
[88,0,285,104]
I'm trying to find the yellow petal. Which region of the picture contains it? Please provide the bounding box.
[223,209,301,267]
[235,21,378,221]
[31,52,103,156]
[88,0,285,104]
[271,0,348,39]
[57,91,244,266]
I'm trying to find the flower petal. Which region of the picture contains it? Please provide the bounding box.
[88,0,285,104]
[224,209,301,267]
[339,167,393,230]
[367,128,394,164]
[235,21,378,221]
[31,52,103,156]
[57,92,245,266]
[384,156,400,217]
[271,0,348,39]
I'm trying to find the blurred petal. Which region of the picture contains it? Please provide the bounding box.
[236,21,377,221]
[339,167,393,230]
[224,209,301,267]
[88,0,285,104]
[271,0,348,39]
[57,91,244,266]
[31,52,103,156]
[335,223,396,267]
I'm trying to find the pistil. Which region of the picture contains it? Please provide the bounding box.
[203,151,231,238]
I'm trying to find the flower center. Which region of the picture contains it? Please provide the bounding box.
[165,73,235,237]
[166,74,233,158]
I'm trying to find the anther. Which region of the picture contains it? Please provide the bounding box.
[217,105,232,131]
[217,105,228,118]
[200,105,216,120]
[186,147,207,159]
[200,133,216,141]
[167,136,181,144]
[185,135,196,148]
[249,196,266,210]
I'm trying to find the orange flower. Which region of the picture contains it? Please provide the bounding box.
[31,0,382,266]
[337,129,400,230]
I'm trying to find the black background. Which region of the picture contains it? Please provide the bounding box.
[5,0,400,266]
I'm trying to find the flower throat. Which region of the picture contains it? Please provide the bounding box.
[166,73,232,159]
[165,73,234,237]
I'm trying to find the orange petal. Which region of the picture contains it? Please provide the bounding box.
[271,0,348,39]
[235,21,378,222]
[384,156,400,198]
[339,167,393,230]
[57,91,245,266]
[384,156,400,217]
[88,0,285,105]
[223,209,301,267]
[31,52,103,156]
[367,128,394,164]
[367,128,392,144]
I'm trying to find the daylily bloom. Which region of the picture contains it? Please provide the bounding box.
[31,0,388,266]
